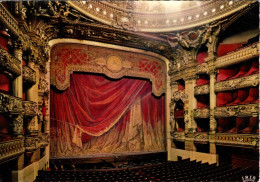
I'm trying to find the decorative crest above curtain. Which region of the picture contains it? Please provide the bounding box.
[50,43,166,97]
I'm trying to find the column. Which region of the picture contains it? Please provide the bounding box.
[26,61,39,135]
[184,75,197,152]
[184,75,198,133]
[167,79,177,160]
[11,42,24,138]
[209,69,217,133]
[12,45,23,98]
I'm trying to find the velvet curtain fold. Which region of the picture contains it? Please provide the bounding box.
[51,74,151,137]
[51,73,165,155]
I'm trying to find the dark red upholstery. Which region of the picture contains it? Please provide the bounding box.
[196,74,209,86]
[196,51,208,64]
[229,64,251,79]
[226,89,249,106]
[241,117,258,134]
[0,30,9,52]
[197,95,209,108]
[238,87,258,105]
[0,73,10,93]
[216,91,237,107]
[217,43,244,57]
[243,60,259,77]
[217,67,239,82]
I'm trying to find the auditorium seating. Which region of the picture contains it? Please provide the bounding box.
[35,159,258,182]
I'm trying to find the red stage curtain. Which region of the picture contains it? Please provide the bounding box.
[141,91,165,127]
[51,74,152,139]
[51,72,167,147]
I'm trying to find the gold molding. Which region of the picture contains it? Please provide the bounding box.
[215,43,259,68]
[215,104,259,118]
[215,74,259,92]
[193,108,210,118]
[216,133,259,148]
[0,139,24,164]
[69,1,253,32]
[194,84,210,95]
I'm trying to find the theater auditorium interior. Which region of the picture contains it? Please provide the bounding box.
[0,1,259,182]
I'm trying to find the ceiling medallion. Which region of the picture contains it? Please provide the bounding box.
[69,1,253,32]
[106,55,123,72]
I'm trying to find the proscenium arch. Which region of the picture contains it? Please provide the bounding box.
[48,39,172,156]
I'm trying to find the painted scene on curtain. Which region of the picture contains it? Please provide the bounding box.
[50,73,165,157]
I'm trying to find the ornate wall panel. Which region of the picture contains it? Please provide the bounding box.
[50,43,166,96]
[215,74,259,92]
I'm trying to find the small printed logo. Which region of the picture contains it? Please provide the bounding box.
[242,175,256,182]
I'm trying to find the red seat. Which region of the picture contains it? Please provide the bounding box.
[226,89,249,106]
[238,87,258,105]
[242,60,259,77]
[217,67,239,82]
[217,118,231,132]
[216,91,237,107]
[229,64,251,79]
[240,117,258,134]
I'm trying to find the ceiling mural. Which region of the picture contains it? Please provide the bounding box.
[69,1,253,32]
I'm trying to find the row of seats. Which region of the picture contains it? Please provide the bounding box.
[36,159,258,182]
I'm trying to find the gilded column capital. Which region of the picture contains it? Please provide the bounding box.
[184,75,198,81]
[11,113,24,137]
[170,81,179,87]
[207,68,218,76]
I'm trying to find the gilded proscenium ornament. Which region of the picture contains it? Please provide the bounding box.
[215,74,259,92]
[22,66,36,85]
[51,44,166,97]
[215,43,259,68]
[214,104,259,118]
[0,92,23,114]
[62,24,172,61]
[0,47,21,76]
[193,108,209,118]
[216,133,259,147]
[38,78,49,94]
[0,139,24,164]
